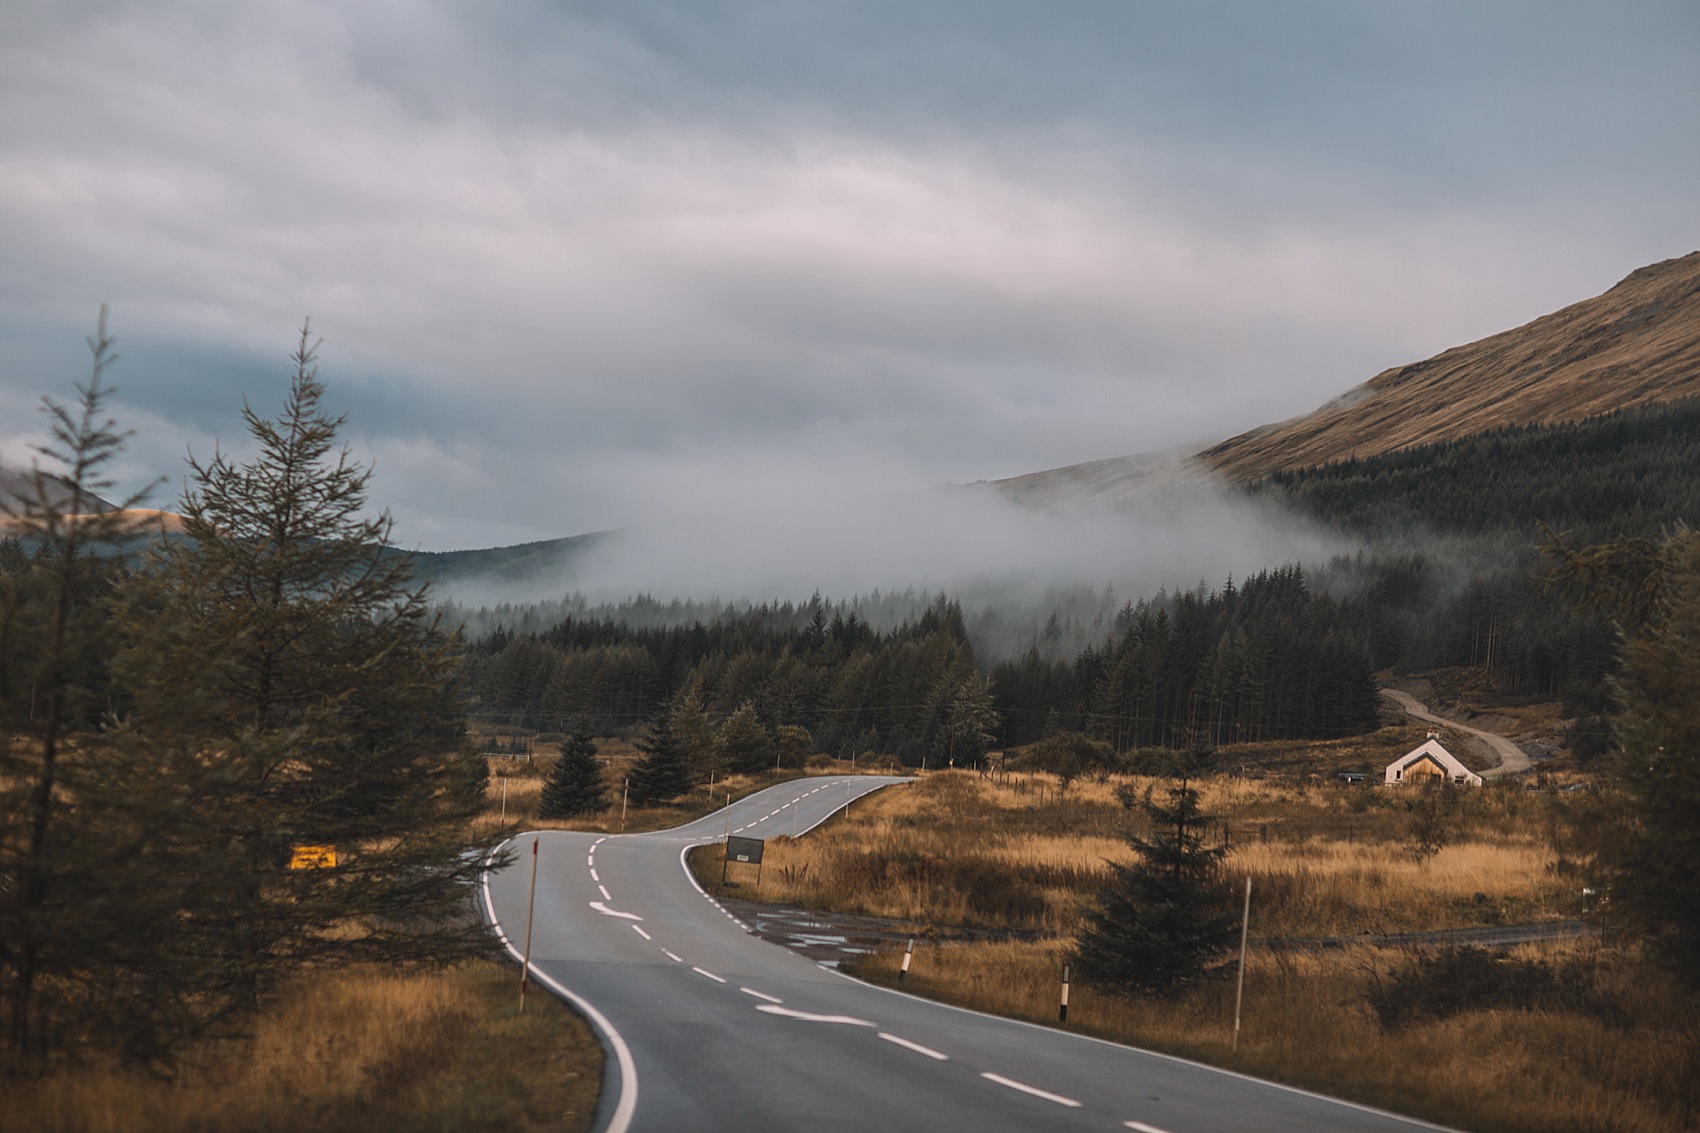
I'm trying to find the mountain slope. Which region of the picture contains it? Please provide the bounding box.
[993,250,1700,504]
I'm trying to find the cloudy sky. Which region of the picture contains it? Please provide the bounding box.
[3,1,1697,554]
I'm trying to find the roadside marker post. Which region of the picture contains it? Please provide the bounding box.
[899,938,914,983]
[520,836,540,1014]
[500,774,508,821]
[620,778,629,830]
[1059,964,1070,1023]
[1233,876,1252,1052]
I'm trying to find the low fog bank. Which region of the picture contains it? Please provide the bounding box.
[433,480,1352,661]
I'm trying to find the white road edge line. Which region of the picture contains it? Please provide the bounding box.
[1124,1122,1174,1133]
[878,1032,948,1061]
[693,966,727,983]
[482,833,637,1133]
[740,987,784,1004]
[662,949,683,962]
[631,925,651,941]
[981,1072,1081,1107]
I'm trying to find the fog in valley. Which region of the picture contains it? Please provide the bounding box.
[435,477,1351,660]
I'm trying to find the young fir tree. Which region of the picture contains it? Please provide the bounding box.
[628,707,693,805]
[0,311,191,1064]
[1072,778,1239,996]
[717,701,775,775]
[120,325,500,1009]
[671,687,719,780]
[538,730,605,819]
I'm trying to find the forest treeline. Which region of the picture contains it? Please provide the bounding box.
[461,565,1383,761]
[1244,397,1700,711]
[462,398,1700,756]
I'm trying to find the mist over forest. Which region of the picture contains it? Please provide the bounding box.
[449,399,1700,752]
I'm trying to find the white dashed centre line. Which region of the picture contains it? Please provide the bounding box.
[740,987,783,1004]
[1123,1122,1174,1133]
[631,925,651,941]
[662,950,683,962]
[598,884,612,901]
[589,869,599,882]
[981,1073,1081,1107]
[878,1033,948,1061]
[692,966,727,983]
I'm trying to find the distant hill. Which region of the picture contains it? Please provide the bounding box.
[401,531,605,589]
[992,250,1700,505]
[0,464,116,516]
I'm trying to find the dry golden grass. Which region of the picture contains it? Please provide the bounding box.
[0,963,601,1133]
[707,770,1575,936]
[848,938,1698,1133]
[695,767,1700,1130]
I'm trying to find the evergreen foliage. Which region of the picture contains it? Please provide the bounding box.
[1073,779,1239,996]
[5,318,496,1068]
[628,708,693,805]
[1591,530,1700,984]
[118,327,498,1011]
[994,566,1380,750]
[0,313,186,1063]
[537,731,605,819]
[717,702,775,774]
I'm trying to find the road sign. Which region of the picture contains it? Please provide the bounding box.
[726,835,765,864]
[289,844,337,869]
[722,835,765,887]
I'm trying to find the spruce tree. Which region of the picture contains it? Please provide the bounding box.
[1073,778,1239,996]
[0,312,192,1063]
[717,701,774,774]
[120,325,499,1008]
[629,708,693,805]
[538,730,605,818]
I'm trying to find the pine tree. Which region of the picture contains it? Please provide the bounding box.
[0,311,185,1063]
[1073,778,1239,996]
[629,708,693,805]
[717,701,774,774]
[119,324,499,1009]
[538,730,605,818]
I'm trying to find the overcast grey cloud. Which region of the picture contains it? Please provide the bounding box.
[2,1,1697,568]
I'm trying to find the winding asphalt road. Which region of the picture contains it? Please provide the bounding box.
[1380,689,1532,778]
[483,776,1456,1133]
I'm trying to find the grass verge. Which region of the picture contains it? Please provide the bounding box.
[0,962,602,1133]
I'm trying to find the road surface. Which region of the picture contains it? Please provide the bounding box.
[483,776,1457,1133]
[1380,689,1532,778]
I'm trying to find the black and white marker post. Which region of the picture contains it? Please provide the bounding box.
[519,835,539,1014]
[1059,963,1071,1023]
[899,938,914,983]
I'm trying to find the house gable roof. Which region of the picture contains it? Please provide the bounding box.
[1385,737,1483,785]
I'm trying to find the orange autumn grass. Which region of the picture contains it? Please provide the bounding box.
[0,963,600,1133]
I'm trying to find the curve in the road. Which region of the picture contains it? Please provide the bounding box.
[483,775,1464,1133]
[1381,688,1533,777]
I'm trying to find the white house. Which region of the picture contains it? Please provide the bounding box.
[1384,732,1482,787]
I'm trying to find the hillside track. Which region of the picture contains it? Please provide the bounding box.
[1381,689,1533,778]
